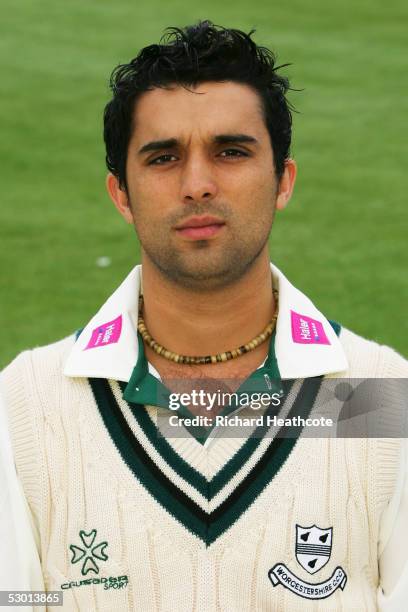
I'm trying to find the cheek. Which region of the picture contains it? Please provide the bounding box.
[249,180,277,216]
[126,180,152,218]
[130,174,176,217]
[241,163,276,200]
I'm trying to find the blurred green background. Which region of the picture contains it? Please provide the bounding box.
[1,0,407,368]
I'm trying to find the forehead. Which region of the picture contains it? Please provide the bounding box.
[131,81,267,143]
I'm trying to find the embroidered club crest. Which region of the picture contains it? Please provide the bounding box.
[268,523,347,600]
[295,524,332,574]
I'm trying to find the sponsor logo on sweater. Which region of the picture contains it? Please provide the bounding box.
[268,524,347,600]
[85,315,122,350]
[61,575,129,591]
[291,311,330,345]
[60,529,129,591]
[69,529,108,575]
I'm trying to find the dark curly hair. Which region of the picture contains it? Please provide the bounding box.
[104,21,293,191]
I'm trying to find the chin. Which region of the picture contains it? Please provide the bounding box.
[166,263,250,291]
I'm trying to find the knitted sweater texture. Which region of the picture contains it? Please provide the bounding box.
[2,328,407,612]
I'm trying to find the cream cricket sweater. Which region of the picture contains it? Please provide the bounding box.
[2,327,407,612]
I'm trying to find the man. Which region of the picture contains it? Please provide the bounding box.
[1,21,407,611]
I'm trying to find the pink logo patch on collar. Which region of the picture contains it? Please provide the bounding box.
[85,315,122,350]
[291,311,330,345]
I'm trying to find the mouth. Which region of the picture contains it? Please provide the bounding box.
[174,216,226,240]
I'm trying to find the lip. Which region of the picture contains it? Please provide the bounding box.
[175,216,226,240]
[175,216,225,230]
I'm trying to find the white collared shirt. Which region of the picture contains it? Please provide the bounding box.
[0,263,406,610]
[64,263,349,381]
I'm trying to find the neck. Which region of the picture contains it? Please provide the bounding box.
[140,250,275,361]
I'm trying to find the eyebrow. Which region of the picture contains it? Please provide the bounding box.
[213,133,259,146]
[137,133,259,155]
[138,138,178,155]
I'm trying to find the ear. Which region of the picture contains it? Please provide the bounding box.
[106,173,134,224]
[276,158,297,211]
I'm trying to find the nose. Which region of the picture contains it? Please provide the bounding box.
[180,155,218,204]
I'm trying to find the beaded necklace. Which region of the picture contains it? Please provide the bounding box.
[137,291,278,365]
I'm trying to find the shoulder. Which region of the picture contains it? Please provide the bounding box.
[330,327,406,518]
[1,335,78,406]
[336,325,408,378]
[2,334,76,378]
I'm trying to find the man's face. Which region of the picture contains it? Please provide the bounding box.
[109,81,295,290]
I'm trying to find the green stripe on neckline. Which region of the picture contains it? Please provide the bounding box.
[119,379,294,498]
[89,375,322,546]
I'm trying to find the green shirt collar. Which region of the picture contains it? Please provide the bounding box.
[123,330,283,418]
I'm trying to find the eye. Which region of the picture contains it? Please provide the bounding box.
[218,149,249,159]
[148,154,178,165]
